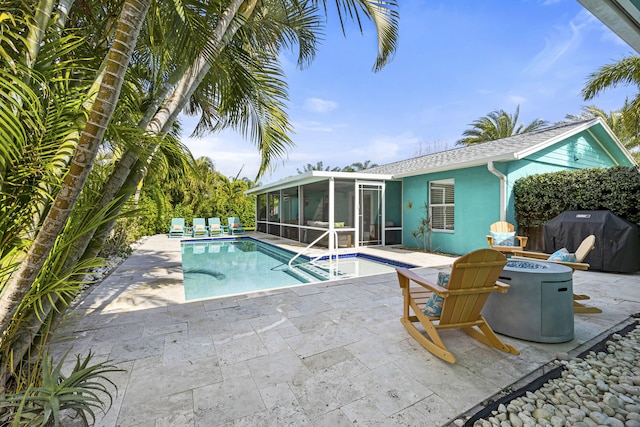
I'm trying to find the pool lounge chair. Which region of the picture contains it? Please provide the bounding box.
[169,218,186,238]
[192,218,208,237]
[228,217,245,235]
[208,217,223,236]
[486,221,528,254]
[396,248,520,364]
[511,235,601,314]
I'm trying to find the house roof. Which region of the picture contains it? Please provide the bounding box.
[362,118,634,178]
[248,117,636,195]
[577,0,640,54]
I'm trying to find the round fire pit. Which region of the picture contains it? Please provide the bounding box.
[481,259,574,343]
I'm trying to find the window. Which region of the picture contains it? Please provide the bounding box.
[429,180,454,231]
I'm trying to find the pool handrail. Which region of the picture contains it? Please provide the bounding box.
[288,230,339,270]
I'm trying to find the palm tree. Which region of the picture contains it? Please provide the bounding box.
[456,106,548,146]
[582,56,640,157]
[297,161,342,173]
[345,160,379,171]
[0,0,152,340]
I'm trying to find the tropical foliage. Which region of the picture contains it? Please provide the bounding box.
[581,56,640,160]
[456,106,548,146]
[296,160,379,173]
[0,0,399,420]
[514,166,640,228]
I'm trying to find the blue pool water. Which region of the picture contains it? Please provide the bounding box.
[181,238,414,300]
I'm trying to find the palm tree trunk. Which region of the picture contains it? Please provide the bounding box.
[23,0,55,69]
[0,0,152,338]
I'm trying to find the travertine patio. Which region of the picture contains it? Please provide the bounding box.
[50,233,640,426]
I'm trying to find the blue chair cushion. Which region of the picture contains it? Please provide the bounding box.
[424,272,450,317]
[548,248,577,262]
[491,231,515,246]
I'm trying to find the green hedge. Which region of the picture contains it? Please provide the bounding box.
[514,166,640,228]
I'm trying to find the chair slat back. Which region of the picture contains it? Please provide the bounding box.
[489,221,514,233]
[574,235,595,262]
[439,249,507,325]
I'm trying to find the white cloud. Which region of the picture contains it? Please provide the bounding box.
[507,94,527,105]
[524,11,589,76]
[293,120,334,132]
[303,97,338,113]
[349,132,422,164]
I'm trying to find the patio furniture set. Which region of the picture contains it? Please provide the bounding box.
[397,221,602,364]
[169,217,245,238]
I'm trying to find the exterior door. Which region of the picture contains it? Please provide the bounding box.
[358,184,382,246]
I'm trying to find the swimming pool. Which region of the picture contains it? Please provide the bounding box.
[180,238,415,300]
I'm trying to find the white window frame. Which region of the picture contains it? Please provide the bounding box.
[429,179,454,232]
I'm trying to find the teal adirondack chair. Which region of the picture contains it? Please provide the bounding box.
[208,217,223,236]
[192,218,208,237]
[227,217,245,235]
[169,218,185,238]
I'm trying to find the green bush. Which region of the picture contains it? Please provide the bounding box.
[514,166,640,227]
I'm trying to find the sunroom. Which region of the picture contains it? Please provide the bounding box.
[247,171,402,249]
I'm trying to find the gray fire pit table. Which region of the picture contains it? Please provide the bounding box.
[481,259,574,343]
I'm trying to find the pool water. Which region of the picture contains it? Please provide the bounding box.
[181,238,414,300]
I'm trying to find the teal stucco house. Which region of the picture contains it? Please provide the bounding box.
[247,118,638,255]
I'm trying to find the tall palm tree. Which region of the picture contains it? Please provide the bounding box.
[0,0,152,339]
[582,56,640,157]
[456,106,548,146]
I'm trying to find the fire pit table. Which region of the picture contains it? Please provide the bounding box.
[481,259,574,343]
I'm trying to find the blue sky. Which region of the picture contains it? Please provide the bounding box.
[181,0,637,184]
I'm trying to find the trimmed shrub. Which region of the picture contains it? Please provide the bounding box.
[514,166,640,227]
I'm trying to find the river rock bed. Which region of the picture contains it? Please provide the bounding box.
[455,322,640,427]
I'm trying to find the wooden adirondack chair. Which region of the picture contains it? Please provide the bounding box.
[397,248,519,364]
[486,221,528,254]
[511,235,601,314]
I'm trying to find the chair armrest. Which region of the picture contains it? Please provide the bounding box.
[515,236,528,248]
[396,268,448,296]
[486,235,494,246]
[511,251,549,260]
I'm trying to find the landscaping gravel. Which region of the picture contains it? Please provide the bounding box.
[454,323,640,427]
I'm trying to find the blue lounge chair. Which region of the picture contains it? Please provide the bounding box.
[192,218,208,237]
[228,217,245,235]
[169,218,186,238]
[208,217,223,236]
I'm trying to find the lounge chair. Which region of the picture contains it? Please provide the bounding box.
[396,248,519,364]
[169,218,185,238]
[192,218,208,237]
[511,235,601,314]
[208,217,223,236]
[486,221,528,254]
[228,217,245,235]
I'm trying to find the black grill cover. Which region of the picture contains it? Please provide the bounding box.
[543,210,640,273]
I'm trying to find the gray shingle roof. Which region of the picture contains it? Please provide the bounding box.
[362,119,598,177]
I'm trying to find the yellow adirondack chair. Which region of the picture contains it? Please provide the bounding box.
[397,248,519,364]
[486,221,528,254]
